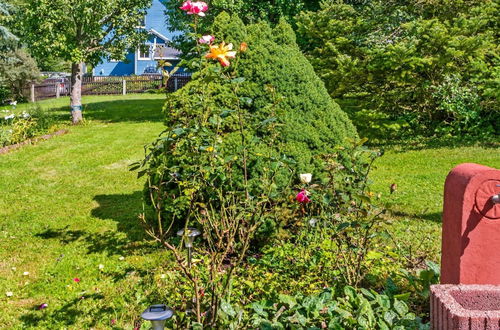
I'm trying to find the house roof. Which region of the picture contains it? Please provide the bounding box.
[149,28,170,42]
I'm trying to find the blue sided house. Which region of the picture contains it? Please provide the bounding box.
[93,0,181,76]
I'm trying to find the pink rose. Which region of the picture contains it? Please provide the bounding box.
[180,1,192,11]
[199,35,215,44]
[296,190,311,204]
[180,1,208,16]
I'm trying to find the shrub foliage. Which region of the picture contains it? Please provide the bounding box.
[139,13,357,229]
[297,0,499,136]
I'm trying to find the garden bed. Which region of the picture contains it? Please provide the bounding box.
[0,129,68,155]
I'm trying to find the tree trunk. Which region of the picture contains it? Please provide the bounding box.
[70,62,84,124]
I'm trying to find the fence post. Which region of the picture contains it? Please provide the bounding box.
[122,79,127,95]
[55,83,60,98]
[30,83,35,102]
[174,76,178,91]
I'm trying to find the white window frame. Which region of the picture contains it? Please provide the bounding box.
[137,45,152,61]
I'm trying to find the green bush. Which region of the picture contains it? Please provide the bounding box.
[297,0,499,137]
[139,14,357,232]
[170,14,357,174]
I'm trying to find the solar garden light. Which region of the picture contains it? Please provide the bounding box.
[141,304,174,330]
[177,228,201,268]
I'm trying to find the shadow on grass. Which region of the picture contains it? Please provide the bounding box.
[390,210,442,223]
[51,98,166,123]
[91,191,147,242]
[19,293,112,328]
[35,191,158,256]
[377,136,500,153]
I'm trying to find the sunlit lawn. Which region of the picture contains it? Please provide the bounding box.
[0,94,170,328]
[0,94,498,328]
[371,143,500,265]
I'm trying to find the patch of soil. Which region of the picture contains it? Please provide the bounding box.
[0,129,69,155]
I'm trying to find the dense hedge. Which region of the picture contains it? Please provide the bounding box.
[165,14,357,174]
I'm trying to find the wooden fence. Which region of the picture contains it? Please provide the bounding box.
[24,73,191,102]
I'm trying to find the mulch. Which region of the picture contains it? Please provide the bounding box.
[0,129,69,155]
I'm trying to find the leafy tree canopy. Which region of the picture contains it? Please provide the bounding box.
[17,0,154,123]
[0,2,18,57]
[297,0,499,136]
[164,0,320,53]
[18,0,152,65]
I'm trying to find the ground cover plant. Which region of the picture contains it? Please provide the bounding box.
[0,94,498,328]
[0,105,62,147]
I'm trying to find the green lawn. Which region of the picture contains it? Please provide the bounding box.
[0,94,498,328]
[371,144,500,265]
[0,94,169,328]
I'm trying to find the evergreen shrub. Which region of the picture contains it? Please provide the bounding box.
[139,13,357,232]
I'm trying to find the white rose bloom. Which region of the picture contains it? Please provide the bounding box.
[300,173,312,184]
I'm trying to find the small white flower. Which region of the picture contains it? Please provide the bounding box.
[11,267,16,271]
[98,264,104,270]
[160,274,166,279]
[22,112,30,118]
[4,114,15,120]
[309,218,318,227]
[5,291,13,297]
[9,101,17,106]
[118,256,125,261]
[23,271,29,276]
[300,173,312,184]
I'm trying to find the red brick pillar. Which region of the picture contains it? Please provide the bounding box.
[441,163,500,285]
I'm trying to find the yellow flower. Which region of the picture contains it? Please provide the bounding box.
[205,42,237,67]
[206,146,214,152]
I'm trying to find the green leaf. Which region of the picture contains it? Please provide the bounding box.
[231,77,245,84]
[251,301,269,317]
[425,260,440,275]
[344,286,357,301]
[221,300,237,317]
[360,288,375,300]
[239,97,253,106]
[278,294,297,308]
[375,294,391,309]
[220,109,235,118]
[383,310,397,325]
[393,300,409,317]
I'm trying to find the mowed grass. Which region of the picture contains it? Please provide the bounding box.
[0,94,498,328]
[370,143,500,264]
[0,94,171,328]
